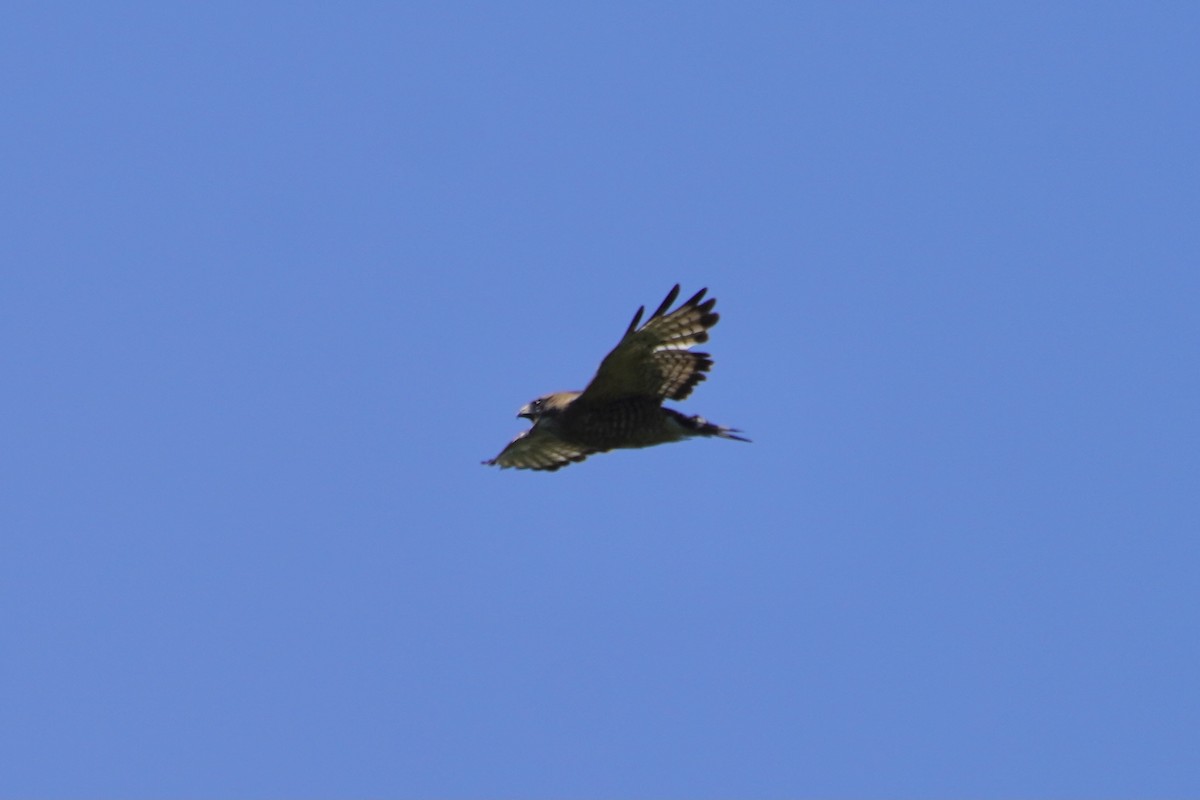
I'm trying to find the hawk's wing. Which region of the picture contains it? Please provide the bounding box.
[575,285,719,405]
[483,427,597,471]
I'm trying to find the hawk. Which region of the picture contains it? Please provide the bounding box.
[484,284,748,471]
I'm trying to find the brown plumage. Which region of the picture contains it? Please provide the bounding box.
[484,285,748,471]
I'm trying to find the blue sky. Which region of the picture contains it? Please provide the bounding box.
[3,3,1198,796]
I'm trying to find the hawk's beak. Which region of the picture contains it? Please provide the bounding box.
[517,404,534,420]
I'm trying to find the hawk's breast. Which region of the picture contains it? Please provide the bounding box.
[562,397,682,450]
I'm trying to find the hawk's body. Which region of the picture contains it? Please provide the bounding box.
[484,285,747,471]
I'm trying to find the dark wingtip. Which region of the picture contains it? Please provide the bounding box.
[649,284,682,320]
[625,305,645,335]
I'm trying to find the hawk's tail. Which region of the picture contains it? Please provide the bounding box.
[668,410,751,443]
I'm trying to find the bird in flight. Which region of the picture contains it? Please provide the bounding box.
[484,284,748,471]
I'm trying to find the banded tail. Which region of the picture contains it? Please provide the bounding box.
[666,409,751,442]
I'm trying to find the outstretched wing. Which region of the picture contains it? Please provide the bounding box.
[483,427,597,471]
[576,285,719,404]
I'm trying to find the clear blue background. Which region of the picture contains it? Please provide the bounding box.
[3,3,1197,796]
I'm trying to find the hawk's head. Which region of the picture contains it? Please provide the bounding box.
[518,392,580,422]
